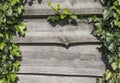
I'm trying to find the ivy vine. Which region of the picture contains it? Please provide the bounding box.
[89,0,120,82]
[47,2,77,22]
[0,0,26,83]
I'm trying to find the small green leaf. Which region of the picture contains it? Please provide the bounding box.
[54,4,60,11]
[63,8,69,15]
[15,22,26,36]
[60,14,66,19]
[13,61,20,71]
[114,20,120,28]
[0,78,6,83]
[0,43,5,50]
[9,0,19,6]
[111,62,118,71]
[70,13,77,20]
[103,9,112,20]
[105,70,112,80]
[48,2,52,7]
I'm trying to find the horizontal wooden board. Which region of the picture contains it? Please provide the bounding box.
[23,0,103,16]
[12,19,99,44]
[19,45,105,76]
[18,74,100,83]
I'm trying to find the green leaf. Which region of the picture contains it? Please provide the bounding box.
[0,43,5,50]
[16,5,23,14]
[113,1,119,6]
[103,9,112,20]
[48,2,52,7]
[114,20,120,28]
[13,61,20,71]
[70,13,77,20]
[9,0,19,6]
[0,78,6,83]
[54,4,60,11]
[111,62,118,71]
[60,14,66,19]
[63,8,69,15]
[105,70,112,80]
[15,22,26,36]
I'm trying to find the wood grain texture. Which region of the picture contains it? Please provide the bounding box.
[19,45,105,76]
[18,75,100,83]
[23,0,103,16]
[12,19,99,44]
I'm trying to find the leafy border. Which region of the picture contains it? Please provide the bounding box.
[0,0,120,83]
[0,0,26,83]
[89,0,120,82]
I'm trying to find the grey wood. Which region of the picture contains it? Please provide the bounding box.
[18,75,99,83]
[23,0,103,15]
[19,45,105,76]
[12,19,99,44]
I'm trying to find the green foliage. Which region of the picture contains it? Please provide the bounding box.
[0,0,26,83]
[47,2,77,22]
[89,0,120,82]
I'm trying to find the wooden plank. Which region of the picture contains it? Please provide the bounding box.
[18,74,99,83]
[19,45,105,76]
[12,19,99,44]
[23,0,103,16]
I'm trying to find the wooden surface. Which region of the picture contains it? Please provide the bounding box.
[17,0,105,83]
[13,19,99,44]
[19,45,105,76]
[18,75,100,83]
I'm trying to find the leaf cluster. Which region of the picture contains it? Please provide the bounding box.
[47,2,77,22]
[89,0,120,83]
[0,0,26,83]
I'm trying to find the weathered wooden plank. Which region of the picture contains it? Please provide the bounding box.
[24,0,103,16]
[18,74,99,83]
[12,19,99,44]
[19,45,105,76]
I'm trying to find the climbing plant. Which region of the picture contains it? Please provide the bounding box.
[0,0,26,83]
[89,0,120,83]
[47,2,77,22]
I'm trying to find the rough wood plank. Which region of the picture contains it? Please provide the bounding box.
[12,19,99,44]
[24,0,103,16]
[19,45,105,76]
[18,75,99,83]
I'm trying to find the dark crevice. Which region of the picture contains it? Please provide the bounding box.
[17,73,102,78]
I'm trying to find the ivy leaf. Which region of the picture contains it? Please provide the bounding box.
[48,2,52,7]
[88,16,100,23]
[9,0,19,6]
[113,1,119,6]
[111,62,118,71]
[105,70,112,80]
[103,9,112,20]
[63,8,69,15]
[9,44,20,57]
[13,61,20,71]
[15,5,24,15]
[70,13,77,20]
[60,13,66,19]
[0,43,5,50]
[114,20,120,28]
[0,78,6,83]
[15,22,26,36]
[6,8,13,16]
[54,4,60,11]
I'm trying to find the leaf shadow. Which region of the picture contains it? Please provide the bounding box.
[48,19,78,27]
